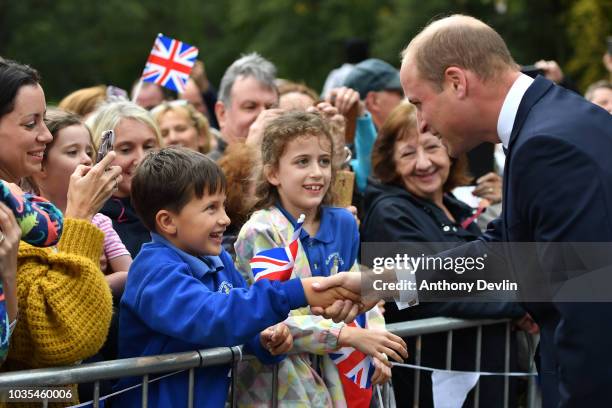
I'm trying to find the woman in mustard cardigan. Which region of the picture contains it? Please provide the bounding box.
[0,60,120,386]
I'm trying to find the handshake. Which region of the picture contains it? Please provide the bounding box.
[301,272,374,323]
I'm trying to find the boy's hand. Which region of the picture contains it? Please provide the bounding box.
[337,326,408,367]
[302,276,363,323]
[371,356,392,385]
[260,323,293,356]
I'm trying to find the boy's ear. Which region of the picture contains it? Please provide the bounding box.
[155,210,177,236]
[264,164,280,186]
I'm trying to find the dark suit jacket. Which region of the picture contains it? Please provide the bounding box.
[450,76,612,408]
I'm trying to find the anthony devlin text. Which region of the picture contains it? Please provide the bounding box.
[373,279,518,293]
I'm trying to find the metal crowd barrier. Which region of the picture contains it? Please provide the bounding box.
[0,317,538,408]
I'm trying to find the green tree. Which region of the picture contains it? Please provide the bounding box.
[566,0,611,90]
[1,0,608,100]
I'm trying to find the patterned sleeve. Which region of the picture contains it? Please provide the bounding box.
[91,213,131,261]
[0,181,63,247]
[235,210,345,355]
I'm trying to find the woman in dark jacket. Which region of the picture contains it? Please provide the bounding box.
[362,101,530,407]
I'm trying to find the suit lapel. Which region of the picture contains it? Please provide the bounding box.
[507,76,554,152]
[502,76,553,241]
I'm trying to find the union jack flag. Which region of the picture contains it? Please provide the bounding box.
[250,214,305,282]
[330,312,375,407]
[140,33,199,93]
[330,314,375,389]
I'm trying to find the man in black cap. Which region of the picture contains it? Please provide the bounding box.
[343,58,404,129]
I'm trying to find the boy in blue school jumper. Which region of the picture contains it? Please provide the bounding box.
[114,147,358,407]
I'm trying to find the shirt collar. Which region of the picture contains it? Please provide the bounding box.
[151,233,224,279]
[497,73,534,148]
[275,204,333,244]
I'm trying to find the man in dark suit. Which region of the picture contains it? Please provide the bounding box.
[313,14,612,408]
[401,15,612,408]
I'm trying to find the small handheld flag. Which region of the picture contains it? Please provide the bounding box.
[250,214,305,282]
[140,33,199,93]
[330,312,375,406]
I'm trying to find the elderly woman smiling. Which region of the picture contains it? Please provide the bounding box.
[362,101,476,243]
[0,59,119,393]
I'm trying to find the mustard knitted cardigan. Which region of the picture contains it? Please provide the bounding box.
[4,218,112,371]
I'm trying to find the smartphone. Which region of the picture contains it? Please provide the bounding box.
[607,36,612,55]
[96,130,115,164]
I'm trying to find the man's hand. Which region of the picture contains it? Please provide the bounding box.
[513,313,540,334]
[472,171,502,204]
[307,272,383,322]
[327,87,364,117]
[260,323,293,355]
[311,271,362,293]
[326,87,363,145]
[534,60,564,84]
[302,275,363,323]
[246,108,284,147]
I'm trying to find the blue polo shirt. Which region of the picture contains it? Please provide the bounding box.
[276,204,360,276]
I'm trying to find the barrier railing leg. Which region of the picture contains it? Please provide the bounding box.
[445,330,453,370]
[473,325,482,408]
[503,322,510,408]
[413,335,421,408]
[94,380,100,408]
[527,334,538,408]
[188,368,195,408]
[272,364,279,408]
[231,360,238,407]
[142,374,148,408]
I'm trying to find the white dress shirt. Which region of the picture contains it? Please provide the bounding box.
[497,73,534,148]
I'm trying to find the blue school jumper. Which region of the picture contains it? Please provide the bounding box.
[114,233,307,408]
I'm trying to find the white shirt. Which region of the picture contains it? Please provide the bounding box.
[497,73,534,148]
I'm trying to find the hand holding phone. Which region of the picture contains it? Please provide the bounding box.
[96,130,115,164]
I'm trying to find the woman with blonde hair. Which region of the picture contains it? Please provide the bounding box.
[59,85,107,118]
[88,101,163,257]
[152,101,211,154]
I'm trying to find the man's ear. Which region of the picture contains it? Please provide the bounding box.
[155,209,177,236]
[215,101,226,130]
[264,164,280,186]
[444,67,468,99]
[364,91,378,113]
